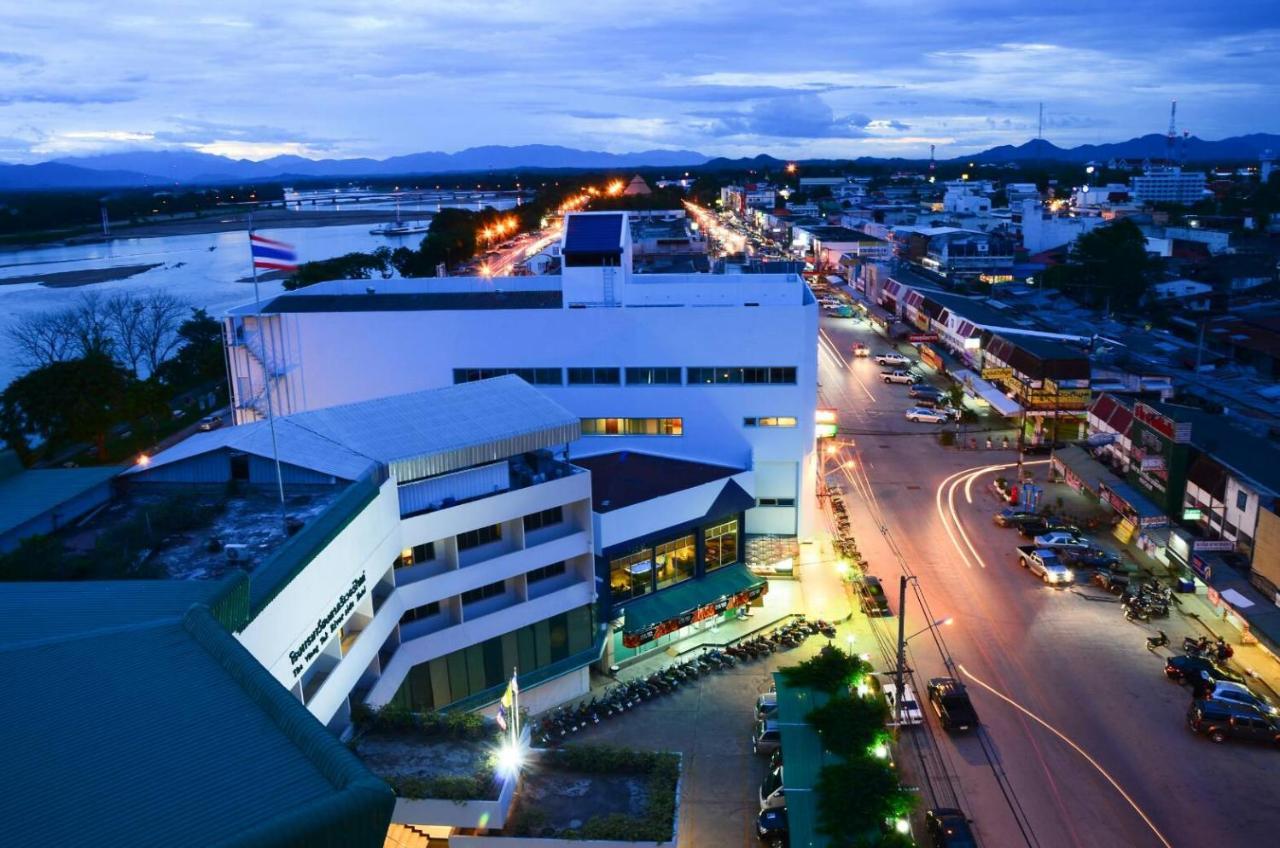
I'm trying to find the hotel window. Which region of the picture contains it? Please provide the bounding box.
[397,542,435,568]
[452,367,562,385]
[686,366,797,385]
[704,519,739,571]
[1237,491,1249,511]
[399,600,441,625]
[610,549,653,601]
[523,506,564,532]
[743,417,798,428]
[756,497,797,507]
[462,580,506,605]
[527,561,567,583]
[567,367,621,385]
[626,367,683,386]
[654,534,696,590]
[457,523,502,550]
[581,417,683,436]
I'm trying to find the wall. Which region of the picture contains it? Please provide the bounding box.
[1250,508,1280,596]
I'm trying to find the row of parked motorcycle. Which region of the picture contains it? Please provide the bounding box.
[533,617,837,746]
[1120,579,1174,622]
[1147,631,1235,662]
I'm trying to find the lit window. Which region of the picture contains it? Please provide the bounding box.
[744,417,797,428]
[705,519,739,571]
[580,417,683,436]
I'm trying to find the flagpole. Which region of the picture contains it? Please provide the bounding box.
[511,666,519,747]
[248,210,290,532]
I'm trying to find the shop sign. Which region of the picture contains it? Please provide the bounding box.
[1134,403,1192,443]
[1140,515,1169,528]
[909,333,939,343]
[981,366,1013,381]
[1191,553,1213,582]
[1194,539,1236,552]
[1183,508,1203,520]
[622,583,770,648]
[1140,457,1166,471]
[919,345,943,370]
[289,572,368,679]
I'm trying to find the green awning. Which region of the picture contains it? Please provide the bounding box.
[621,563,766,634]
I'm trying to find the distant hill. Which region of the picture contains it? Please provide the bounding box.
[964,133,1280,164]
[36,145,711,188]
[0,162,162,191]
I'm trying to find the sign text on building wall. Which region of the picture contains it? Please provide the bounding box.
[289,572,368,679]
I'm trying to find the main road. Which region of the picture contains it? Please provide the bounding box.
[816,314,1280,848]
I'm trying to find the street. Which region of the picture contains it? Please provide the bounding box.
[817,313,1280,848]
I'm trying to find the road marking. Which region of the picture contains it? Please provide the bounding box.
[959,664,1174,848]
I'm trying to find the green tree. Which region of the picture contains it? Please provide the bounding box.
[815,758,916,847]
[1053,219,1154,312]
[806,694,889,758]
[0,354,146,461]
[155,308,227,391]
[285,250,392,290]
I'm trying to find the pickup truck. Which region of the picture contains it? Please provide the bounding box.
[1016,545,1074,586]
[882,370,917,385]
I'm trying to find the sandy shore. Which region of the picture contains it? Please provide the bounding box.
[0,263,164,288]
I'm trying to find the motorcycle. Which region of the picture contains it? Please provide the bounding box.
[1146,630,1169,652]
[816,619,838,638]
[1183,635,1211,657]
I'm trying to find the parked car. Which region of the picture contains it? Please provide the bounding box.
[756,692,779,720]
[927,678,979,732]
[883,680,924,726]
[883,370,917,385]
[757,806,788,847]
[993,508,1037,528]
[926,808,977,847]
[905,407,949,424]
[1061,546,1123,569]
[875,352,910,366]
[1165,654,1246,686]
[851,343,870,357]
[859,575,892,617]
[1206,681,1279,716]
[909,384,946,402]
[1033,530,1091,549]
[1016,545,1075,586]
[759,765,785,809]
[197,415,223,431]
[1187,699,1280,745]
[753,719,781,755]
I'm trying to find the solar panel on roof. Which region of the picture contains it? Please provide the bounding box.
[564,214,624,254]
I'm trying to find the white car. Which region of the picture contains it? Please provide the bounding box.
[905,407,948,423]
[1209,681,1279,716]
[1033,531,1090,549]
[883,680,924,727]
[875,352,911,366]
[883,370,917,385]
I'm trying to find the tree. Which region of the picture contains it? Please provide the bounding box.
[0,354,144,461]
[133,290,189,374]
[1051,219,1154,312]
[285,251,393,290]
[806,694,889,758]
[155,308,225,391]
[5,310,77,369]
[815,758,915,847]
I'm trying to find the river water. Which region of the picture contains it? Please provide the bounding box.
[0,198,517,387]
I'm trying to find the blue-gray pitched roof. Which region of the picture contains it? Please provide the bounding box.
[0,465,123,538]
[0,588,393,848]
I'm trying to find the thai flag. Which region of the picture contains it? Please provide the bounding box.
[249,233,298,272]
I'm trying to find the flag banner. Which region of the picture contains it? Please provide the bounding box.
[496,677,515,731]
[249,233,298,272]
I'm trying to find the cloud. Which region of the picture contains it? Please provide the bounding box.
[698,94,873,139]
[639,83,854,102]
[0,89,135,106]
[0,51,42,66]
[868,119,912,132]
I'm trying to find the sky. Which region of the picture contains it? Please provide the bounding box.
[1,0,1278,163]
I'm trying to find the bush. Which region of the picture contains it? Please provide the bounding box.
[781,645,871,694]
[353,704,496,741]
[384,768,496,801]
[815,757,916,846]
[807,693,889,758]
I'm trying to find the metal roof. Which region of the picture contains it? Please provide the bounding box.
[0,596,393,848]
[0,465,123,538]
[772,674,840,848]
[256,289,562,314]
[134,376,580,485]
[563,213,625,254]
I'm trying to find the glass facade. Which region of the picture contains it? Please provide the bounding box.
[626,367,683,386]
[453,367,562,385]
[389,605,595,711]
[654,534,696,590]
[610,549,653,601]
[581,417,683,436]
[705,519,739,571]
[567,367,621,385]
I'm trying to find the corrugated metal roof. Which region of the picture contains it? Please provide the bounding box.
[0,599,393,847]
[0,465,123,537]
[134,376,580,484]
[563,213,625,254]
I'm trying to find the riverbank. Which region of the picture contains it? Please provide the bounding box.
[0,208,420,251]
[0,263,165,288]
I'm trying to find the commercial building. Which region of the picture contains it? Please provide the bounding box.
[224,212,819,539]
[123,377,598,722]
[1020,200,1107,253]
[1131,167,1207,206]
[0,450,122,552]
[919,229,1016,284]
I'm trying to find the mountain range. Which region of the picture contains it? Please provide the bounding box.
[1,133,1276,191]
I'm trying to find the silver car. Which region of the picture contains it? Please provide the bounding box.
[905,407,948,423]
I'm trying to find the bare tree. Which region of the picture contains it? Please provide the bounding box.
[135,290,188,376]
[5,311,77,369]
[65,292,115,360]
[103,292,147,376]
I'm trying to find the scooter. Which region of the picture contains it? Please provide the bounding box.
[1146,630,1169,652]
[1183,635,1211,657]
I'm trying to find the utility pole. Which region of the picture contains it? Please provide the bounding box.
[894,574,914,727]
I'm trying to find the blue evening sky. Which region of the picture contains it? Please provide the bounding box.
[1,0,1276,162]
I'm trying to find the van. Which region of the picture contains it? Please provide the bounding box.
[752,719,781,755]
[882,679,925,726]
[759,765,785,809]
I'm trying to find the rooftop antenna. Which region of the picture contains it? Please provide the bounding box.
[1038,103,1044,140]
[1166,100,1178,166]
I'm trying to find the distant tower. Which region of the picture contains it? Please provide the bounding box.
[1166,100,1178,166]
[1262,150,1275,184]
[1038,103,1044,140]
[929,144,936,179]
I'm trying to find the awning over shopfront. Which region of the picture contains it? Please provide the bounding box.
[619,563,767,648]
[1099,479,1168,528]
[1053,445,1107,493]
[952,369,1023,417]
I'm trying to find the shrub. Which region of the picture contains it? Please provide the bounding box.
[780,645,871,694]
[815,757,916,846]
[807,693,889,758]
[384,768,496,801]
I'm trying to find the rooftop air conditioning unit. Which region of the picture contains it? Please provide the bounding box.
[224,543,250,562]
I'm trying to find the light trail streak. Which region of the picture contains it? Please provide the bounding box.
[959,664,1174,848]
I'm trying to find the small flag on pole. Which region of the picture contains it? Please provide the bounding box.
[249,233,298,272]
[496,683,513,731]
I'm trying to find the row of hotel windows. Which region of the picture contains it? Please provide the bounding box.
[395,507,566,569]
[608,519,739,602]
[454,367,797,387]
[579,416,796,436]
[398,561,570,628]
